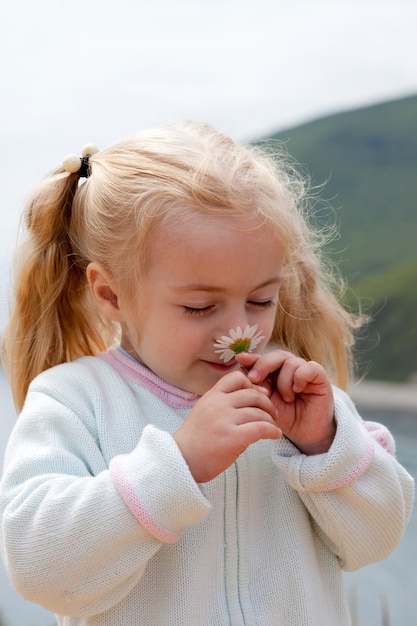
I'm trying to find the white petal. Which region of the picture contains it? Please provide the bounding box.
[242,324,253,337]
[213,337,232,350]
[218,348,236,362]
[229,327,242,340]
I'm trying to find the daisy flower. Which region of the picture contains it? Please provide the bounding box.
[213,324,265,362]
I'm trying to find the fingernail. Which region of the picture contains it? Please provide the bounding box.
[258,386,270,396]
[248,368,259,380]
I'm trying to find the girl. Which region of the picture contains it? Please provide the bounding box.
[0,122,414,626]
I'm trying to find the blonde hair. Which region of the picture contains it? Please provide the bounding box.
[2,121,362,410]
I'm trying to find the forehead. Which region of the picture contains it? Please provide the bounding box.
[146,212,286,289]
[153,211,282,248]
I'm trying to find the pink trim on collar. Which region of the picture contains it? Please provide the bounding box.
[98,348,200,409]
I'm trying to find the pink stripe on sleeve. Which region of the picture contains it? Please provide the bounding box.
[110,456,181,544]
[363,420,396,455]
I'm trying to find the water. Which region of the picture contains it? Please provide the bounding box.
[1,370,416,626]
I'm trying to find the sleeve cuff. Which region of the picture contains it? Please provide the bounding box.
[110,424,211,542]
[272,388,376,493]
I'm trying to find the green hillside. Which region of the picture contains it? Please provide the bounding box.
[259,95,417,382]
[350,259,417,381]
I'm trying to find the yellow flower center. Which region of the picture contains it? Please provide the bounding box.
[230,338,251,354]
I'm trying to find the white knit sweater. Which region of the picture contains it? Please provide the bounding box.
[0,348,414,625]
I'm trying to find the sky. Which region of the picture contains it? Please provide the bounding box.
[0,0,417,325]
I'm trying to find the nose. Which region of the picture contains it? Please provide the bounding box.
[215,308,250,338]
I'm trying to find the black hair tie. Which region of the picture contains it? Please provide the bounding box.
[62,144,99,178]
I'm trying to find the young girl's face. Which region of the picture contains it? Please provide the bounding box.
[121,213,286,395]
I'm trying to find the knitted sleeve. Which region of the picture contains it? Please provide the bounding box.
[0,387,211,617]
[272,387,415,571]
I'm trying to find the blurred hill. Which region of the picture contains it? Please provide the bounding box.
[258,95,417,382]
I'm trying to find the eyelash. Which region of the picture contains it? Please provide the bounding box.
[183,306,214,316]
[251,300,276,309]
[183,301,276,316]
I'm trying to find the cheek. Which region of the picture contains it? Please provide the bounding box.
[154,318,198,355]
[120,300,154,354]
[260,305,278,328]
[171,322,204,348]
[260,309,279,344]
[170,320,212,357]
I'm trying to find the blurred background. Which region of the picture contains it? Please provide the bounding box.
[0,1,416,624]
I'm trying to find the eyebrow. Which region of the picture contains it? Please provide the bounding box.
[171,277,282,293]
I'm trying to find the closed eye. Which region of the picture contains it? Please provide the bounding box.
[248,300,276,308]
[183,305,215,316]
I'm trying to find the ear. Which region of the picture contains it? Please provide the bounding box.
[87,262,123,322]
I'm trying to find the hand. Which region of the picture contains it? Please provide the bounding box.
[236,350,336,455]
[173,370,282,483]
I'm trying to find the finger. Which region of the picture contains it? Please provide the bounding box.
[235,352,259,369]
[235,406,278,427]
[215,368,271,398]
[275,356,307,402]
[214,369,255,393]
[253,380,273,397]
[230,388,276,416]
[236,421,282,446]
[292,361,329,394]
[244,350,294,385]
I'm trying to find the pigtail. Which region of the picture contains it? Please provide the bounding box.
[3,168,109,411]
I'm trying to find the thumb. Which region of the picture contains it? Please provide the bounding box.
[234,353,272,397]
[234,352,259,369]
